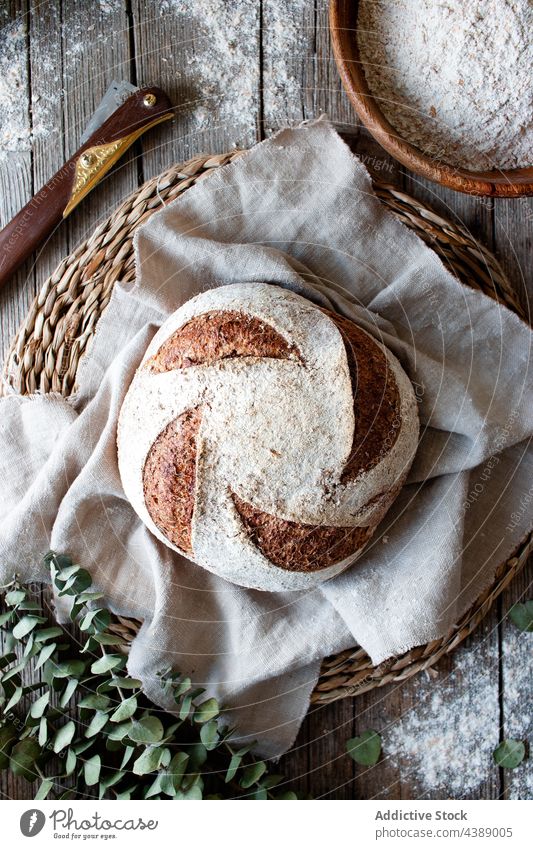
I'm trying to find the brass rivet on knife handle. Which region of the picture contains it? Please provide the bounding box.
[63,113,172,218]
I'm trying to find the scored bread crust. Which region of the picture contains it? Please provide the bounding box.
[117,282,419,591]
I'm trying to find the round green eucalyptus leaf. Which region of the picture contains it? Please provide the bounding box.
[10,738,41,781]
[194,697,219,724]
[107,677,142,690]
[128,716,164,745]
[200,719,219,750]
[90,654,124,675]
[509,601,533,632]
[160,751,189,795]
[35,777,54,800]
[12,616,45,640]
[84,754,102,786]
[35,642,57,671]
[38,718,48,748]
[52,660,85,679]
[5,589,27,606]
[225,753,242,784]
[120,746,135,769]
[78,694,111,711]
[187,742,208,771]
[72,738,93,756]
[65,748,77,777]
[4,685,23,713]
[34,627,63,643]
[109,695,137,723]
[0,724,18,770]
[30,691,50,719]
[132,746,163,776]
[174,784,203,800]
[59,679,79,708]
[240,761,267,789]
[53,720,76,754]
[172,677,192,699]
[346,730,382,766]
[55,564,80,582]
[106,722,133,742]
[145,773,165,799]
[493,740,526,769]
[85,711,109,738]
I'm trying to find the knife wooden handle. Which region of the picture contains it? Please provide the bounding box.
[0,86,172,292]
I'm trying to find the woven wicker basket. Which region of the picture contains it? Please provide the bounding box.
[3,150,531,706]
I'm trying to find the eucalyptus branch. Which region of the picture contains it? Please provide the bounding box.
[0,552,298,800]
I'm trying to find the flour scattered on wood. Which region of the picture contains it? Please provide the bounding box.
[385,648,501,795]
[0,21,30,158]
[0,3,131,166]
[161,0,260,147]
[358,0,533,170]
[263,0,308,133]
[98,0,121,14]
[501,629,532,798]
[161,0,307,143]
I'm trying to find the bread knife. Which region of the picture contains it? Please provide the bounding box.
[0,81,173,291]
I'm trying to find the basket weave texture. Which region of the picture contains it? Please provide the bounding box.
[3,150,532,705]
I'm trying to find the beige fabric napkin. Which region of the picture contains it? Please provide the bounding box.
[1,120,532,758]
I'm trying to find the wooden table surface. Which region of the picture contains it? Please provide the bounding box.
[1,0,531,800]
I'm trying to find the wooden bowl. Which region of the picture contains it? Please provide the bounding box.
[330,0,533,197]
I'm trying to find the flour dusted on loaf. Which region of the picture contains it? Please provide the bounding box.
[357,0,533,171]
[117,283,419,591]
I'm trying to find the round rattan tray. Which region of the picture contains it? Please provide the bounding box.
[2,150,532,706]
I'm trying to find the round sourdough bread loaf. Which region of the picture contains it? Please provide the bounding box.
[117,282,419,591]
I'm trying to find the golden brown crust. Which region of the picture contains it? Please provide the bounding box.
[325,311,401,481]
[232,492,373,572]
[142,408,202,553]
[145,310,298,374]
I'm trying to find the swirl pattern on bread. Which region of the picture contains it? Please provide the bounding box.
[118,282,419,590]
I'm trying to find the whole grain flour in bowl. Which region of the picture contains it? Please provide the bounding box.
[357,0,533,171]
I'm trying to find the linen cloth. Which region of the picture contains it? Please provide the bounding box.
[1,120,532,758]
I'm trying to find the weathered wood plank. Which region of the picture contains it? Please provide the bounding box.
[27,0,66,286]
[261,0,315,133]
[495,196,532,801]
[493,179,532,802]
[130,0,261,179]
[61,0,138,248]
[500,557,533,800]
[0,0,33,365]
[0,0,34,801]
[24,0,72,803]
[279,696,356,799]
[494,197,533,308]
[314,0,354,126]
